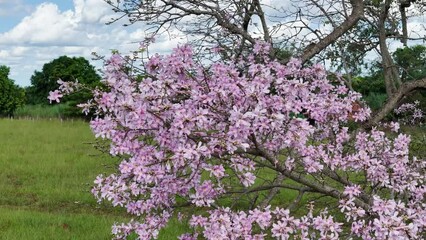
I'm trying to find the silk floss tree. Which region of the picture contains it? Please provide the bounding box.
[49,41,425,239]
[49,0,426,238]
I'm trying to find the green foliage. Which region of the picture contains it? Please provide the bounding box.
[62,88,95,118]
[354,45,426,95]
[353,45,426,111]
[392,45,426,115]
[363,92,388,111]
[26,56,101,118]
[393,45,426,82]
[27,56,101,106]
[0,66,25,116]
[352,75,386,96]
[274,47,293,62]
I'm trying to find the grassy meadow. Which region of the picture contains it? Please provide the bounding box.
[0,119,188,239]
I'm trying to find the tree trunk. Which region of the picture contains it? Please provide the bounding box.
[365,78,426,127]
[400,4,408,47]
[378,0,401,96]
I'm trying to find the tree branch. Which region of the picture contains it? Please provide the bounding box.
[258,173,286,209]
[165,1,256,44]
[366,78,426,127]
[299,0,364,64]
[378,0,401,95]
[249,134,371,210]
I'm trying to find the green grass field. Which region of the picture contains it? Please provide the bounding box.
[1,118,424,239]
[0,119,189,239]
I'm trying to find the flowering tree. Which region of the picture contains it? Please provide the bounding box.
[51,42,425,239]
[103,0,426,127]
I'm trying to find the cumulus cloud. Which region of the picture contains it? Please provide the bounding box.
[0,3,83,46]
[0,0,119,47]
[74,0,113,24]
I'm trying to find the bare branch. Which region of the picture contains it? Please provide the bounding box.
[299,0,364,63]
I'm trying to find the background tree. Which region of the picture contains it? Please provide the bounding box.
[27,56,101,105]
[0,66,25,117]
[353,44,426,112]
[393,44,426,82]
[27,56,101,117]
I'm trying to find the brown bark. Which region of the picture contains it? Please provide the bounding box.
[400,3,408,46]
[253,0,271,43]
[378,0,401,96]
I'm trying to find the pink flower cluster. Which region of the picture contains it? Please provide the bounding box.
[47,79,81,103]
[54,42,425,239]
[394,101,424,125]
[186,205,343,240]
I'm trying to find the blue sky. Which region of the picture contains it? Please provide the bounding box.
[0,0,179,87]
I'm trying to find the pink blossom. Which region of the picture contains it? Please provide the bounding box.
[344,185,362,198]
[47,90,63,103]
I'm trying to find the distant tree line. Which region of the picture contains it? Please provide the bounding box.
[26,56,101,117]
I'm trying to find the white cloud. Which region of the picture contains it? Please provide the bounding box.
[0,50,9,58]
[0,0,176,86]
[74,0,112,24]
[0,3,84,46]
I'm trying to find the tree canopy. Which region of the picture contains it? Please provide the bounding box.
[52,42,426,239]
[393,45,426,82]
[0,66,25,117]
[27,56,101,105]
